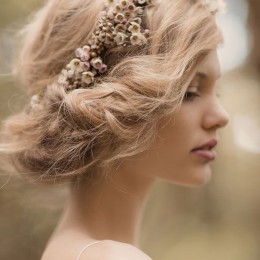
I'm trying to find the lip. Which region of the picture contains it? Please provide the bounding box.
[192,149,216,160]
[191,139,218,161]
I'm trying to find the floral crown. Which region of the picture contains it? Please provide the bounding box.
[201,0,227,14]
[57,0,154,93]
[30,0,226,108]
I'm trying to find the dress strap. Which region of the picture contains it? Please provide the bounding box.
[76,240,102,260]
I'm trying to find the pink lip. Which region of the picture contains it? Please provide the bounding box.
[192,149,216,160]
[191,139,218,161]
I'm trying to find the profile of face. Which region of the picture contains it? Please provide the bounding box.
[121,49,229,187]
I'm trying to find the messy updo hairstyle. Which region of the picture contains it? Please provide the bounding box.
[0,0,222,185]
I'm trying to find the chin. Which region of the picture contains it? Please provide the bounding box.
[171,167,212,188]
[190,167,212,187]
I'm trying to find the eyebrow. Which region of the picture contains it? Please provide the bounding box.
[196,71,221,81]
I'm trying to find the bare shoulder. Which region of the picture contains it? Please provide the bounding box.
[41,236,152,260]
[102,240,153,260]
[79,240,153,260]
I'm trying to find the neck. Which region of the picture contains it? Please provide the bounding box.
[59,164,155,246]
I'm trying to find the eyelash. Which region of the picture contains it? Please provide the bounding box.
[183,91,200,101]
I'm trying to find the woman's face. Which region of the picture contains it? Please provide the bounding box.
[123,49,229,187]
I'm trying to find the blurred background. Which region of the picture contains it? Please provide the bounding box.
[0,0,259,259]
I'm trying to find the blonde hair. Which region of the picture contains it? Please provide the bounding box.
[0,0,222,185]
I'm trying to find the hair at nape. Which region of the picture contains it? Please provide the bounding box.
[0,0,222,185]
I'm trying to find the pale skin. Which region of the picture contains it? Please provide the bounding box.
[41,49,229,260]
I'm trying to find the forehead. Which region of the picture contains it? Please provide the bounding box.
[196,49,221,81]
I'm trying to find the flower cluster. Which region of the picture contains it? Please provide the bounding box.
[200,0,227,14]
[58,0,154,91]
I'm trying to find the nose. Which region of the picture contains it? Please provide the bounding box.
[203,98,230,130]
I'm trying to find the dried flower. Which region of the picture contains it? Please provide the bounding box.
[58,69,68,85]
[67,70,75,79]
[98,32,106,42]
[75,48,82,58]
[98,11,107,19]
[115,23,127,32]
[128,4,136,12]
[75,48,90,61]
[83,61,91,71]
[217,0,227,13]
[107,7,115,19]
[131,17,142,25]
[119,0,129,8]
[138,0,147,5]
[147,0,154,5]
[144,29,150,37]
[67,59,85,73]
[130,33,147,45]
[136,7,144,15]
[115,4,122,12]
[208,1,218,12]
[53,0,152,91]
[114,32,127,45]
[104,0,115,8]
[30,95,40,106]
[91,69,98,76]
[104,33,114,45]
[99,64,108,74]
[200,0,210,6]
[82,71,95,85]
[128,22,141,33]
[115,13,126,23]
[140,34,147,44]
[90,57,103,70]
[200,0,227,13]
[90,51,98,58]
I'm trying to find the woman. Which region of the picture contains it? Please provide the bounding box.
[0,0,229,259]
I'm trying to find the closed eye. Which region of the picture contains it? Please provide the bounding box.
[183,91,200,101]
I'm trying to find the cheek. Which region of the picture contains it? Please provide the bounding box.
[137,114,212,186]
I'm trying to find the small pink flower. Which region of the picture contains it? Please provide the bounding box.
[81,71,94,85]
[58,69,68,84]
[115,4,122,12]
[114,32,127,45]
[104,0,115,7]
[76,47,91,61]
[130,17,142,25]
[115,13,125,23]
[83,45,91,52]
[128,4,136,12]
[107,7,115,19]
[119,0,130,8]
[75,48,82,58]
[80,53,90,62]
[144,29,150,37]
[83,61,90,71]
[74,71,82,80]
[30,95,40,106]
[91,69,98,76]
[98,32,106,42]
[130,33,147,45]
[136,7,144,15]
[67,59,86,74]
[99,64,108,74]
[147,0,154,5]
[128,22,141,33]
[98,11,107,19]
[90,57,103,70]
[115,23,127,33]
[68,59,81,70]
[67,70,75,79]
